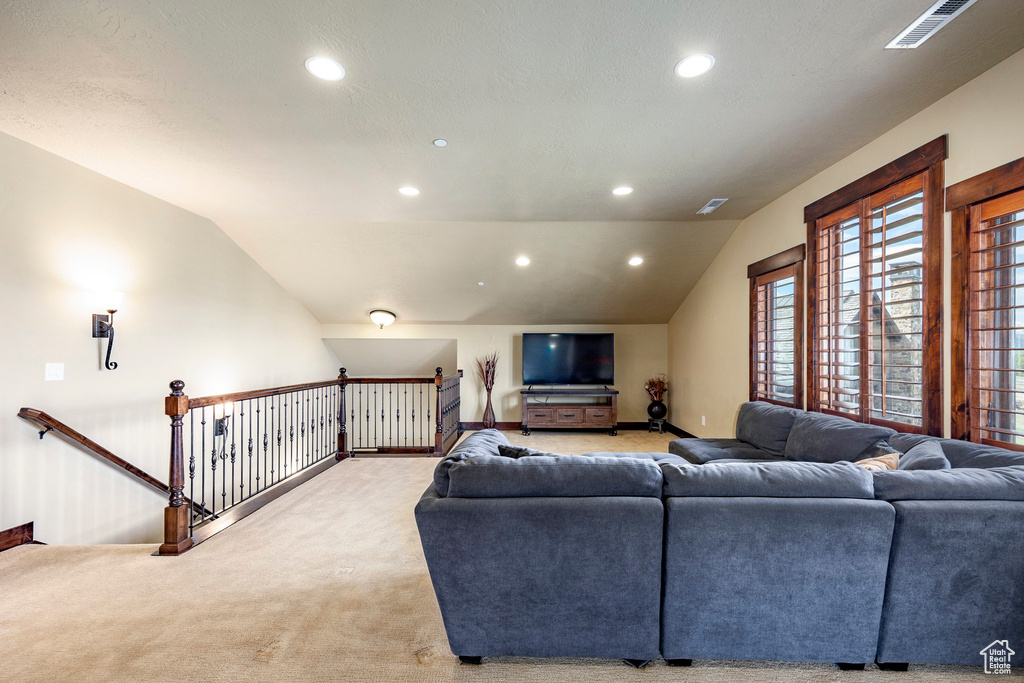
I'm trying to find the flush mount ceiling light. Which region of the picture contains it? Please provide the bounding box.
[628,256,644,266]
[675,53,715,78]
[515,256,531,266]
[433,139,448,147]
[477,281,485,286]
[398,186,420,196]
[305,56,345,81]
[369,309,396,328]
[612,186,634,196]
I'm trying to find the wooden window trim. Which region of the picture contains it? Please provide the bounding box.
[749,246,805,408]
[948,154,1024,441]
[805,136,946,435]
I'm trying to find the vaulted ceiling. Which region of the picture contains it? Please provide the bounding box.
[2,1,1023,323]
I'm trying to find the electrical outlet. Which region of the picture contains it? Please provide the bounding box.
[701,415,706,426]
[45,363,65,381]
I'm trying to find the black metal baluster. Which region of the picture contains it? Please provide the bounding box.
[274,395,281,483]
[189,410,196,531]
[245,399,252,501]
[258,399,265,493]
[201,407,208,518]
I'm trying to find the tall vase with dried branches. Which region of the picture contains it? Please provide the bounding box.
[477,351,499,429]
[644,374,668,420]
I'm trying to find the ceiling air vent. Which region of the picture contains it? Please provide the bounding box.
[886,0,981,49]
[697,198,729,215]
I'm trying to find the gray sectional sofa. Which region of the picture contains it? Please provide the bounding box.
[415,406,1024,669]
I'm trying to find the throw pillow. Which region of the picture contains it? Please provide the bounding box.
[857,439,902,460]
[854,453,899,471]
[898,440,952,470]
[497,444,549,458]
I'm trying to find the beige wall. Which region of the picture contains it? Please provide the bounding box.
[322,324,668,424]
[0,132,339,544]
[668,47,1024,438]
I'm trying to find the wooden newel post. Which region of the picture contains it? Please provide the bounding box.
[434,367,444,455]
[337,367,348,461]
[159,380,193,556]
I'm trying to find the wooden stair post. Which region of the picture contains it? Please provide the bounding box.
[159,380,193,556]
[337,368,348,461]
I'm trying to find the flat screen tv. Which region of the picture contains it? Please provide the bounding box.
[522,333,614,385]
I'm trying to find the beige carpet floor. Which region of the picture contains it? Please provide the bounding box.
[0,431,1000,681]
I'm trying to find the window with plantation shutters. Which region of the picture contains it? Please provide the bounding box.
[949,156,1024,448]
[805,137,945,435]
[749,246,804,408]
[967,190,1024,447]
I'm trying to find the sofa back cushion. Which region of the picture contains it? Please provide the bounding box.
[872,466,1024,501]
[735,401,802,455]
[888,433,1024,469]
[783,412,895,463]
[898,440,951,471]
[660,460,873,499]
[445,454,664,498]
[498,444,686,465]
[433,429,510,496]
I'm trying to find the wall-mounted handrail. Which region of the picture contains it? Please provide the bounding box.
[17,408,209,516]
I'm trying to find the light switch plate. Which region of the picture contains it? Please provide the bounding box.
[45,363,65,381]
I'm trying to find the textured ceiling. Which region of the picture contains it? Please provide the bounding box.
[1,1,1023,323]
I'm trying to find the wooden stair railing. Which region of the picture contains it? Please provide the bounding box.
[17,408,209,517]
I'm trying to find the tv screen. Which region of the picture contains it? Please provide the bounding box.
[522,333,614,385]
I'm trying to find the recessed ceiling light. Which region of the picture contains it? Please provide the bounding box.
[477,281,485,286]
[628,256,644,266]
[612,186,634,196]
[305,56,345,81]
[675,53,715,78]
[398,186,420,196]
[433,139,448,147]
[515,256,531,266]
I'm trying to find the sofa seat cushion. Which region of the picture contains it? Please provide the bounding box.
[898,440,951,471]
[736,401,802,455]
[433,429,510,496]
[888,434,1024,469]
[873,466,1024,501]
[660,460,874,499]
[783,412,895,463]
[668,438,775,464]
[446,454,664,498]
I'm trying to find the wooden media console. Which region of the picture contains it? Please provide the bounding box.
[520,388,618,436]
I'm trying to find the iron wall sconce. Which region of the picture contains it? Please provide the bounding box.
[214,403,233,437]
[91,292,123,371]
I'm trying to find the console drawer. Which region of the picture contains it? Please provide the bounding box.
[555,407,585,424]
[527,407,556,425]
[585,407,612,423]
